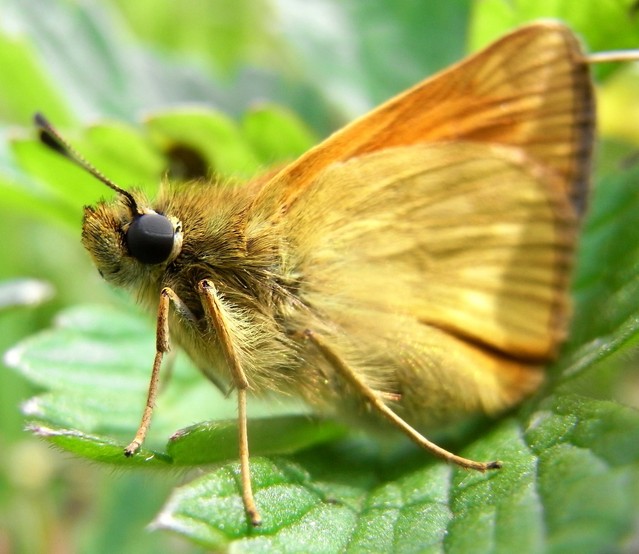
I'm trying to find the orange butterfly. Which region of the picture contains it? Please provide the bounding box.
[36,21,633,526]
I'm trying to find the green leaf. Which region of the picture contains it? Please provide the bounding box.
[259,0,473,122]
[0,33,73,125]
[5,304,343,465]
[167,416,346,464]
[153,456,367,547]
[26,424,173,467]
[470,0,639,53]
[145,109,262,179]
[153,396,639,552]
[109,0,277,75]
[241,105,317,165]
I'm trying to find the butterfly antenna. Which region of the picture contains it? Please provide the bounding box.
[585,50,639,64]
[34,113,139,213]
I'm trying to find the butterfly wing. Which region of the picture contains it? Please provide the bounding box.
[282,142,576,421]
[252,22,593,218]
[250,22,593,424]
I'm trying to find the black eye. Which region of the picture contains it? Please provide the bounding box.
[126,213,175,264]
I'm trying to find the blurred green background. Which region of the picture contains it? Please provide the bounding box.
[1,1,639,552]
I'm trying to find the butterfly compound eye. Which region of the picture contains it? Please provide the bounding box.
[126,213,175,264]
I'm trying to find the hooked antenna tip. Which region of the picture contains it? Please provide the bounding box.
[32,112,140,213]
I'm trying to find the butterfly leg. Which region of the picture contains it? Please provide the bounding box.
[124,286,192,456]
[197,279,262,527]
[303,329,502,471]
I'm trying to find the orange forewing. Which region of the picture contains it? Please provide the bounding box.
[254,22,593,214]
